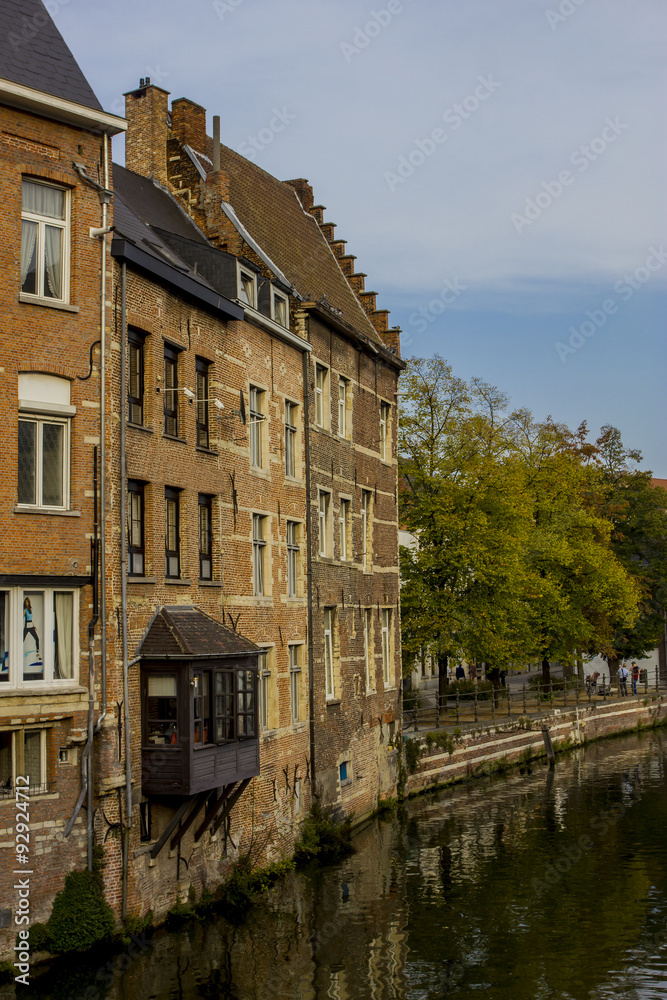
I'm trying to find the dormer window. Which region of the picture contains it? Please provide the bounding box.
[272,290,288,327]
[238,266,257,308]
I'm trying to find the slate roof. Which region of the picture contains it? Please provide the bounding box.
[194,143,382,343]
[0,0,102,111]
[137,607,260,660]
[113,165,208,245]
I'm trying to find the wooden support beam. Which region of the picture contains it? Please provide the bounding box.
[169,790,215,852]
[210,777,251,837]
[149,796,198,860]
[193,783,236,843]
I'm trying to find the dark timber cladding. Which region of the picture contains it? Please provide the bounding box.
[137,608,260,797]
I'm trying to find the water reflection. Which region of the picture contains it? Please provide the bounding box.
[5,730,667,1000]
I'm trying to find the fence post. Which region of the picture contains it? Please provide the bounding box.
[507,685,511,720]
[563,680,567,708]
[604,676,607,700]
[435,692,440,729]
[549,680,553,703]
[575,680,579,707]
[491,689,496,722]
[644,670,648,695]
[656,667,660,693]
[474,689,478,723]
[588,680,591,704]
[523,683,527,716]
[456,690,460,726]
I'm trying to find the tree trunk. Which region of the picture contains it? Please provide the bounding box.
[541,657,551,687]
[606,655,619,688]
[438,654,449,713]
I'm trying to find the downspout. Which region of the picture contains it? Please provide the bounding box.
[302,344,316,793]
[119,262,133,919]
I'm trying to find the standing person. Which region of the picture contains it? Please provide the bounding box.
[618,662,629,697]
[23,597,40,656]
[631,661,639,695]
[455,663,465,682]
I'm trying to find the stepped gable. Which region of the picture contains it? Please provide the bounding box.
[212,142,383,344]
[0,0,103,111]
[137,607,259,659]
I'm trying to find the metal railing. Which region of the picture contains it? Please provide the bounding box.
[402,667,665,735]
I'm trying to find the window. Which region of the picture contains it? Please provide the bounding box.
[285,401,297,477]
[165,488,180,578]
[0,588,77,687]
[164,345,179,436]
[380,401,390,461]
[286,520,299,598]
[381,609,392,686]
[146,674,178,745]
[272,290,288,327]
[192,671,211,744]
[128,330,145,425]
[238,266,256,307]
[199,494,213,580]
[253,514,267,596]
[0,729,48,798]
[21,179,69,302]
[289,645,302,723]
[324,608,335,699]
[249,386,264,468]
[318,491,331,558]
[361,490,372,571]
[339,499,350,561]
[339,761,350,784]
[364,609,373,691]
[258,650,271,731]
[18,415,68,508]
[237,668,257,737]
[128,480,145,576]
[214,670,235,742]
[196,358,210,448]
[315,364,328,428]
[338,378,350,439]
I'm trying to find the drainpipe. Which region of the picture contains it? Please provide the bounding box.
[119,262,133,919]
[302,346,316,793]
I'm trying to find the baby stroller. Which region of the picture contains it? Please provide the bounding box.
[585,671,600,694]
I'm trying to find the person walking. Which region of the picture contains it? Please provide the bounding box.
[618,662,629,697]
[631,661,639,695]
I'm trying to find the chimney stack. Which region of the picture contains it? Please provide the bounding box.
[124,81,170,186]
[171,97,207,153]
[212,116,220,171]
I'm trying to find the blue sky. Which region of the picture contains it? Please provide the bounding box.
[53,0,666,470]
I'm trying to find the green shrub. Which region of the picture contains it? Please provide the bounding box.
[0,961,14,985]
[293,802,354,867]
[404,737,424,773]
[425,731,455,755]
[47,868,115,953]
[403,686,424,711]
[25,921,52,953]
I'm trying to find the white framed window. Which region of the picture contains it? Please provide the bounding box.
[318,490,331,558]
[0,587,78,688]
[286,520,300,598]
[324,608,335,699]
[289,644,302,723]
[364,608,373,691]
[238,265,257,307]
[20,179,70,303]
[18,415,69,509]
[381,609,392,686]
[315,364,328,428]
[249,385,265,468]
[380,401,390,461]
[338,378,348,439]
[272,289,289,327]
[258,649,272,732]
[285,400,297,478]
[361,490,372,571]
[0,729,48,798]
[253,514,267,596]
[339,498,350,561]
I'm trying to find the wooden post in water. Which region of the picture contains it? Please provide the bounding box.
[542,725,556,769]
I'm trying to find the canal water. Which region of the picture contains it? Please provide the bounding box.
[9,729,667,999]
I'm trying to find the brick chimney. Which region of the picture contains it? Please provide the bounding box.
[124,80,170,186]
[171,97,207,153]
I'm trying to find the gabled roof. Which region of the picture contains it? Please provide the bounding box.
[199,143,383,344]
[137,607,260,660]
[113,165,208,244]
[0,0,102,111]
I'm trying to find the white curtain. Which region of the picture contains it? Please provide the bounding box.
[22,180,64,219]
[54,592,73,679]
[44,225,62,298]
[20,220,37,287]
[148,675,176,697]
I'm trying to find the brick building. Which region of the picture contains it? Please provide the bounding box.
[0,0,125,954]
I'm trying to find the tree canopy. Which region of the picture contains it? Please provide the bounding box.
[399,357,651,681]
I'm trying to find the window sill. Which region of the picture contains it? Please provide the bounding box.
[164,578,191,586]
[326,698,341,707]
[284,474,303,485]
[261,729,278,740]
[0,684,86,697]
[162,434,187,444]
[19,293,79,313]
[196,445,218,456]
[198,579,222,587]
[340,778,353,788]
[291,721,307,732]
[249,466,271,479]
[14,506,80,517]
[127,423,153,434]
[127,576,157,584]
